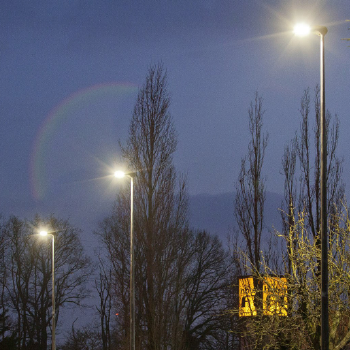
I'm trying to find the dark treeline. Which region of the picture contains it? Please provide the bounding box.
[0,215,91,349]
[2,64,350,350]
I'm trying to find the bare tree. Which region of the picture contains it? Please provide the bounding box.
[94,63,188,350]
[0,217,16,348]
[236,204,350,350]
[234,86,346,350]
[96,199,134,350]
[95,258,112,350]
[122,63,188,350]
[60,321,102,350]
[281,87,344,240]
[181,230,231,350]
[96,63,232,350]
[2,215,91,350]
[280,87,344,345]
[235,92,269,273]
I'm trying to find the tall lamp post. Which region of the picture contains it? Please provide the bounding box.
[39,230,56,350]
[294,23,328,350]
[114,170,135,350]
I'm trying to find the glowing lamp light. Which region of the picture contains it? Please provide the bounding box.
[39,230,48,236]
[114,170,126,178]
[294,23,311,37]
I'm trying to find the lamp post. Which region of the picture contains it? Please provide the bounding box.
[294,23,328,350]
[39,230,56,350]
[114,170,135,350]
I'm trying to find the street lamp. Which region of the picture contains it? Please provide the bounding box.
[114,170,136,350]
[294,23,328,350]
[39,230,56,350]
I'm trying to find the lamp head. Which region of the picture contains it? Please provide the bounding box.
[39,230,48,236]
[294,23,328,37]
[114,170,126,178]
[294,23,311,37]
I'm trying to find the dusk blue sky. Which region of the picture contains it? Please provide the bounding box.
[0,0,349,235]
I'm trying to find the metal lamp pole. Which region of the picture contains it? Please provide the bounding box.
[114,171,135,350]
[39,231,56,350]
[294,23,328,350]
[51,234,56,350]
[319,25,329,350]
[130,174,135,350]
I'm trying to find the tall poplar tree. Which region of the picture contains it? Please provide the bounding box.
[97,63,232,350]
[234,92,269,273]
[120,62,188,350]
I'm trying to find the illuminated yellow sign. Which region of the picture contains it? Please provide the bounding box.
[262,277,287,316]
[239,276,257,317]
[239,276,287,317]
